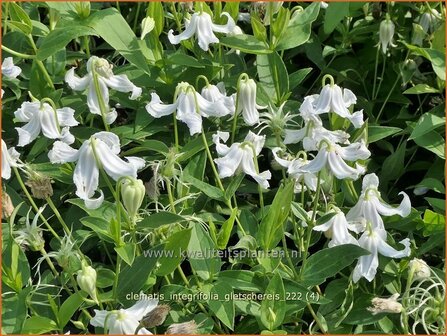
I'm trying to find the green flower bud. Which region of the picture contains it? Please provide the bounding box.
[121,177,146,220]
[141,17,155,40]
[77,262,98,303]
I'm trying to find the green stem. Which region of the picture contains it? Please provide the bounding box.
[46,197,71,236]
[173,111,179,151]
[300,173,322,277]
[307,302,327,333]
[112,255,121,303]
[1,45,35,59]
[83,36,91,58]
[282,235,299,280]
[372,46,380,99]
[27,35,55,90]
[40,247,59,277]
[374,53,387,100]
[13,167,61,242]
[166,178,176,214]
[376,74,401,122]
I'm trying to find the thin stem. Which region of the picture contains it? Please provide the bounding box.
[374,53,387,100]
[173,111,179,151]
[376,74,401,122]
[13,167,61,242]
[1,45,35,59]
[282,235,299,280]
[40,247,59,277]
[372,47,380,99]
[165,179,176,214]
[112,255,121,303]
[27,35,55,90]
[307,302,327,333]
[83,36,91,58]
[46,197,71,237]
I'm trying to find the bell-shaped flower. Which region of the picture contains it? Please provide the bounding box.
[311,80,364,128]
[146,82,233,136]
[2,139,21,180]
[213,131,271,189]
[237,75,265,126]
[168,11,236,51]
[48,132,145,209]
[379,16,397,54]
[2,57,21,79]
[346,173,411,230]
[201,82,236,114]
[313,207,361,248]
[90,294,158,334]
[300,139,370,180]
[284,95,350,150]
[353,226,411,283]
[14,101,79,147]
[65,56,142,125]
[272,148,317,192]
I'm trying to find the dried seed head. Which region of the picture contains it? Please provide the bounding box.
[25,173,53,199]
[367,293,402,315]
[166,320,198,334]
[140,304,170,328]
[2,192,14,219]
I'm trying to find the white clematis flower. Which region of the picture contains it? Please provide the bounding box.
[2,57,21,78]
[313,207,361,248]
[353,226,411,283]
[1,139,21,180]
[213,131,271,189]
[379,16,397,54]
[237,75,265,126]
[48,132,145,209]
[346,173,411,230]
[90,295,158,334]
[272,148,318,192]
[284,95,350,150]
[312,81,364,128]
[146,82,233,136]
[14,101,79,147]
[300,140,370,180]
[168,11,236,51]
[201,82,236,114]
[65,56,142,125]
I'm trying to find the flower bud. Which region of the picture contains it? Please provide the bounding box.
[367,293,402,315]
[140,304,170,328]
[75,1,90,18]
[121,177,146,220]
[77,263,98,303]
[141,17,155,40]
[379,16,396,54]
[166,320,198,334]
[2,192,14,219]
[237,75,261,126]
[409,258,431,281]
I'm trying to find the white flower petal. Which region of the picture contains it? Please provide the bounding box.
[284,128,306,145]
[74,143,100,204]
[105,108,118,125]
[48,141,79,163]
[90,309,108,327]
[65,67,91,91]
[87,77,109,115]
[300,148,328,174]
[213,131,231,156]
[168,13,198,45]
[56,107,79,127]
[244,131,265,155]
[103,74,142,100]
[211,12,236,33]
[313,85,332,114]
[272,148,292,169]
[377,236,411,258]
[364,200,384,230]
[327,151,361,180]
[145,92,177,118]
[336,141,371,161]
[215,144,244,178]
[241,149,270,189]
[353,232,379,282]
[176,92,202,135]
[343,88,357,107]
[125,297,158,317]
[372,192,411,218]
[2,57,21,78]
[93,131,121,154]
[196,12,219,51]
[14,101,39,122]
[39,104,63,140]
[362,173,380,191]
[16,113,42,147]
[348,110,364,128]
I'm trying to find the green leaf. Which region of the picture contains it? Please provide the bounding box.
[80,216,115,243]
[188,223,221,281]
[58,293,84,329]
[260,273,286,330]
[217,270,263,292]
[421,209,445,236]
[368,125,402,143]
[276,2,320,50]
[117,248,161,303]
[115,244,136,266]
[122,140,169,155]
[9,3,32,35]
[409,112,446,140]
[155,228,192,276]
[87,8,150,73]
[217,208,238,249]
[403,84,440,94]
[167,53,205,68]
[22,316,58,334]
[301,245,370,286]
[414,177,445,194]
[219,35,271,54]
[380,140,407,182]
[324,2,350,34]
[257,51,289,103]
[37,26,96,61]
[258,180,294,250]
[413,130,445,159]
[68,199,116,220]
[289,68,313,90]
[183,173,225,201]
[224,173,245,201]
[208,282,235,330]
[404,43,446,80]
[137,211,186,230]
